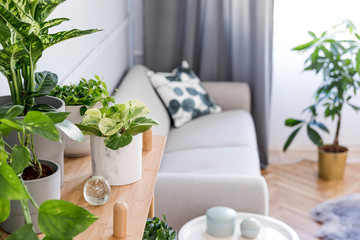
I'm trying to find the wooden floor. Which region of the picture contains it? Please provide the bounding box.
[262,160,360,240]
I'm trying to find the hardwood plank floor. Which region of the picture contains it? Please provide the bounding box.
[262,160,360,240]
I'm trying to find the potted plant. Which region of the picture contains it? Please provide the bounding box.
[77,99,159,185]
[0,105,97,237]
[283,20,360,180]
[50,76,115,156]
[0,0,100,182]
[143,215,177,240]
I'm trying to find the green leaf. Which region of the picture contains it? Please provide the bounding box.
[32,71,58,96]
[24,111,59,141]
[126,100,150,120]
[0,105,24,119]
[40,17,69,31]
[348,102,360,111]
[99,117,121,136]
[41,29,101,49]
[44,112,70,124]
[82,108,101,125]
[284,118,303,127]
[127,124,152,136]
[56,119,85,142]
[309,122,329,133]
[34,0,66,23]
[76,124,102,137]
[0,119,23,131]
[292,39,318,51]
[0,199,10,223]
[307,125,323,146]
[38,199,98,239]
[29,104,57,112]
[308,31,317,39]
[10,145,31,174]
[80,106,87,116]
[104,132,132,150]
[0,161,29,199]
[7,224,39,240]
[283,126,301,152]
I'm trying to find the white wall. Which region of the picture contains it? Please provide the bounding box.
[270,0,360,158]
[0,0,132,96]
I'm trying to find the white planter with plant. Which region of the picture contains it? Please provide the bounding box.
[50,76,115,156]
[0,105,97,237]
[283,20,360,180]
[78,100,159,186]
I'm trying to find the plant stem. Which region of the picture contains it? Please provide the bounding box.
[0,231,4,240]
[29,133,42,178]
[22,179,39,210]
[334,113,341,151]
[20,199,32,225]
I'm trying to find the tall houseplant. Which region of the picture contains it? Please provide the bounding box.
[77,99,159,185]
[0,105,97,238]
[283,20,360,180]
[0,0,100,112]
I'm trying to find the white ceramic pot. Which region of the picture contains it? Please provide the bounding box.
[64,105,91,157]
[0,96,65,186]
[90,134,143,186]
[0,160,61,234]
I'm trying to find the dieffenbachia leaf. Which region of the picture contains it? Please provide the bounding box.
[40,17,69,31]
[32,71,58,96]
[34,0,66,23]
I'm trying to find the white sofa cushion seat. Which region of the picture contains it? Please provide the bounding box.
[165,110,258,152]
[160,146,260,175]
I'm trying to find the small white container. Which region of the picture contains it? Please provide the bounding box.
[240,217,261,238]
[206,206,236,238]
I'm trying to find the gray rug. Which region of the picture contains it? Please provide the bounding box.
[311,194,360,240]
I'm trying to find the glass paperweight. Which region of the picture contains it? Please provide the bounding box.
[83,176,111,205]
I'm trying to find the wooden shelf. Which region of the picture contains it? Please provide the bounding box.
[1,135,166,240]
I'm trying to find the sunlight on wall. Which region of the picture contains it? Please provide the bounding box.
[270,0,360,151]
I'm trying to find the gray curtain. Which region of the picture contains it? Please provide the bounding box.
[143,0,273,168]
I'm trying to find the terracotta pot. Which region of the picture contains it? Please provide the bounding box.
[90,134,143,186]
[318,145,348,180]
[0,160,61,234]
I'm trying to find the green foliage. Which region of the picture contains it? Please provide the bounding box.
[50,76,115,115]
[78,100,159,150]
[284,20,360,152]
[0,107,95,238]
[38,200,98,239]
[143,215,177,240]
[0,0,100,111]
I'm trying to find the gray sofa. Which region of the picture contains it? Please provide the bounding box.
[114,65,269,230]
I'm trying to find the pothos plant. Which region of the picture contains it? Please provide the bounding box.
[77,99,159,150]
[0,0,100,112]
[0,105,97,239]
[143,215,177,240]
[284,20,360,152]
[50,75,115,116]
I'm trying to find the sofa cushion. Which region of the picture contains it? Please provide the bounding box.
[160,146,260,175]
[147,61,221,128]
[114,65,170,136]
[165,110,258,153]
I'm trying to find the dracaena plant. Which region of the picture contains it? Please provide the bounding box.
[0,0,100,112]
[50,75,115,116]
[0,105,97,239]
[77,100,159,150]
[284,20,360,152]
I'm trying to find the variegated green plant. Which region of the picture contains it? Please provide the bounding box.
[77,100,160,150]
[0,0,100,112]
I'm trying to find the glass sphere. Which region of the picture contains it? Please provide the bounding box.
[83,176,111,205]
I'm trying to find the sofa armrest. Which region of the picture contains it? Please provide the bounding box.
[154,173,269,231]
[202,82,251,112]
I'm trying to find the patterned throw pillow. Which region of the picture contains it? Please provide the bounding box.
[147,61,222,127]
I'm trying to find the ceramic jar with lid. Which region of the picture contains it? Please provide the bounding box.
[206,206,237,238]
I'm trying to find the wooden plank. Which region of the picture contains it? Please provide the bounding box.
[1,136,166,240]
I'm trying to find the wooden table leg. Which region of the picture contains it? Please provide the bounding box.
[148,196,155,219]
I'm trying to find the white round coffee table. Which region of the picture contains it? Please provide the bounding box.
[179,212,299,240]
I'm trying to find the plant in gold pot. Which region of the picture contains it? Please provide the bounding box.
[283,20,360,180]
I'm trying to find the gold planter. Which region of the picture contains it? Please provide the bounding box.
[318,145,348,180]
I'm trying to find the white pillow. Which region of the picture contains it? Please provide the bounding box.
[147,61,222,127]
